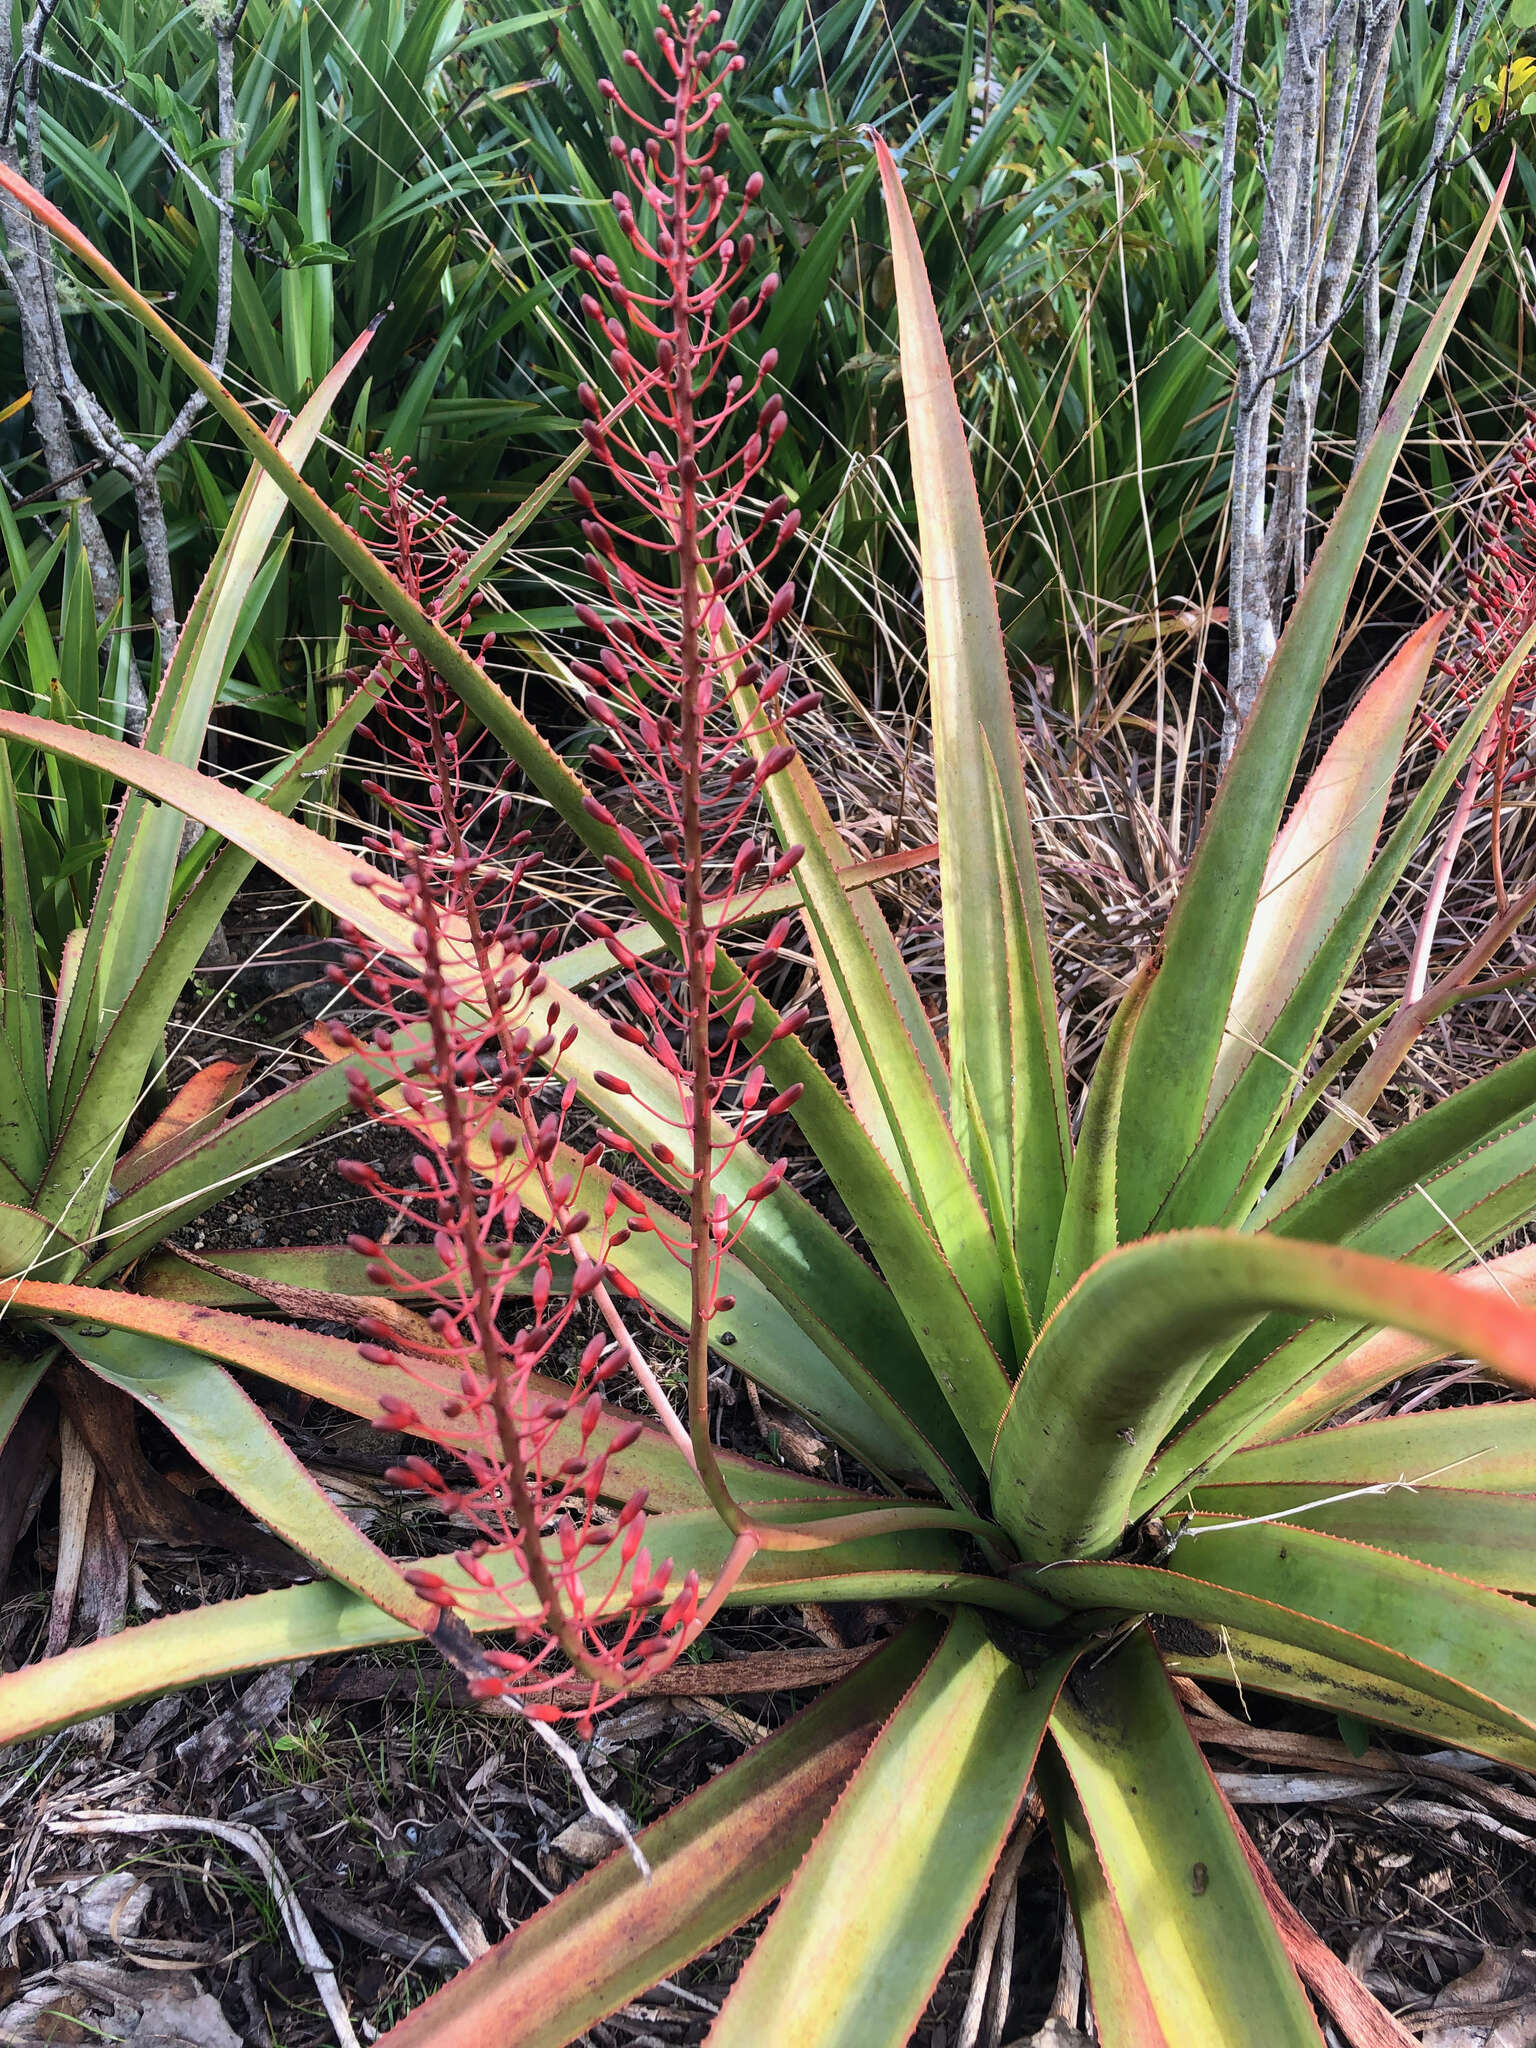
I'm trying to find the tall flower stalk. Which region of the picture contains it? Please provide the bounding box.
[568,4,817,1536]
[325,466,702,1729]
[331,5,827,1721]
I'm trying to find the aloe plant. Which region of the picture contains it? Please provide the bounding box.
[4,16,1536,2045]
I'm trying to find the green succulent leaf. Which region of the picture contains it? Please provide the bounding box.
[7,1275,854,1519]
[375,1624,940,2048]
[1214,1398,1536,1493]
[992,1230,1536,1561]
[1187,1481,1536,1592]
[0,741,47,1143]
[50,1323,433,1629]
[1116,169,1511,1237]
[719,626,1010,1359]
[0,1354,46,1452]
[0,1512,961,1743]
[1042,1750,1170,2047]
[709,1609,1074,2048]
[1045,951,1158,1319]
[1207,615,1442,1115]
[33,682,379,1246]
[1156,1624,1536,1773]
[1043,1522,1536,1744]
[1050,1630,1323,2047]
[875,135,1071,1316]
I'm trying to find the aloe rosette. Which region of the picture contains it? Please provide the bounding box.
[1,10,1535,2041]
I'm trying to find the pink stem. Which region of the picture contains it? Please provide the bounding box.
[1407,721,1498,1003]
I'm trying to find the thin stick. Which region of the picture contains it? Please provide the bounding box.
[48,1810,360,2048]
[957,1801,1040,2048]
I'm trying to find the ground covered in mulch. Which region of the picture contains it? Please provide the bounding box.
[7,681,1536,2047]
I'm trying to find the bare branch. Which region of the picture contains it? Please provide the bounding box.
[30,53,235,219]
[145,16,238,476]
[1359,0,1496,448]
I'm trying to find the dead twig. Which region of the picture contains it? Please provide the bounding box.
[44,1810,359,2048]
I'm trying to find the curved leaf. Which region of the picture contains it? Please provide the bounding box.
[1155,1622,1536,1773]
[52,1323,433,1628]
[1151,1157,1536,1500]
[1260,1308,1536,1458]
[0,1512,963,1743]
[1187,1482,1536,1593]
[719,631,1010,1360]
[1216,1394,1536,1492]
[1040,1751,1170,2048]
[708,1609,1073,2048]
[6,1277,855,1518]
[1156,638,1525,1234]
[1044,953,1157,1318]
[992,1230,1536,1561]
[1041,1522,1536,1743]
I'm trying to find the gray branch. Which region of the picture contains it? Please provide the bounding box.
[1184,0,1490,759]
[0,1,244,702]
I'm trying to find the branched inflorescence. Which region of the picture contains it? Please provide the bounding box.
[567,2,816,1523]
[327,467,698,1729]
[1427,419,1536,913]
[325,2,818,1721]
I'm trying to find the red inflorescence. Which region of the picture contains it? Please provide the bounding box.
[327,465,698,1731]
[331,1,812,1724]
[1429,418,1536,778]
[565,2,814,1336]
